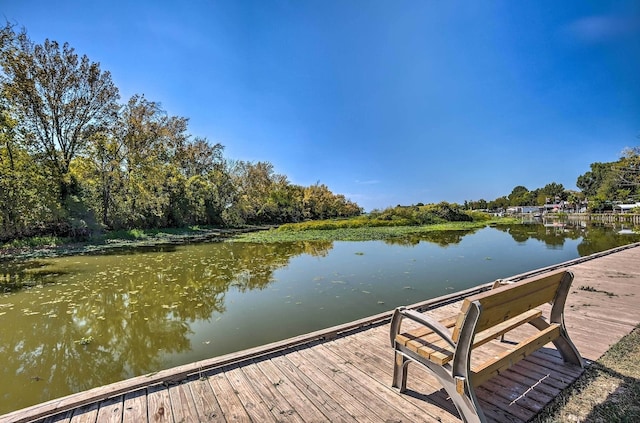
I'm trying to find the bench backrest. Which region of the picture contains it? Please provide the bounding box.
[452,269,573,342]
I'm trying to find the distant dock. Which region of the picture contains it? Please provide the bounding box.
[2,243,639,423]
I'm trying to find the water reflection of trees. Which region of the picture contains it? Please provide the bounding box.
[577,225,640,256]
[383,229,478,247]
[0,260,75,292]
[494,222,640,254]
[493,222,582,247]
[0,239,334,411]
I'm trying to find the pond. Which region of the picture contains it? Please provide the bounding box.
[0,222,639,413]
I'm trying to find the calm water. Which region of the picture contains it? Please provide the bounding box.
[0,222,638,413]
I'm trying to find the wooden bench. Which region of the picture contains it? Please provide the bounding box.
[389,269,583,423]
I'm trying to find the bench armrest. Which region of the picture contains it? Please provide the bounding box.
[390,307,456,350]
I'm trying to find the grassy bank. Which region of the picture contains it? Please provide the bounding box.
[231,218,516,242]
[532,324,640,422]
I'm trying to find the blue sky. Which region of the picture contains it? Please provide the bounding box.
[3,1,639,211]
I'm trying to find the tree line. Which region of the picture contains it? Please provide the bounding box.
[576,147,640,211]
[0,24,361,242]
[464,147,640,212]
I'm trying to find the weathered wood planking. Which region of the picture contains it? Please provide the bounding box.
[185,377,224,422]
[207,369,251,422]
[2,242,639,423]
[121,391,146,423]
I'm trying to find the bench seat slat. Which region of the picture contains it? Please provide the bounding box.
[471,323,561,387]
[419,338,454,365]
[396,309,544,366]
[396,315,459,364]
[395,315,458,346]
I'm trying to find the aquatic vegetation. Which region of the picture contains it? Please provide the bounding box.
[232,221,504,243]
[74,335,94,345]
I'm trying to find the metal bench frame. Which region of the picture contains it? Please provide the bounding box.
[390,269,584,423]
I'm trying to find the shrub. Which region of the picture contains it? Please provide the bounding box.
[421,202,472,222]
[464,210,492,221]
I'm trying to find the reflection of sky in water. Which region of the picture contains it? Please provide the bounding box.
[0,223,638,413]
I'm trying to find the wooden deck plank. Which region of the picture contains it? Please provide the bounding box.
[509,360,576,389]
[168,382,200,423]
[525,352,584,379]
[268,353,359,423]
[206,370,251,422]
[223,365,277,422]
[255,357,332,423]
[480,379,549,413]
[286,348,379,423]
[476,398,524,423]
[301,343,425,423]
[334,323,466,413]
[565,313,633,339]
[239,360,304,422]
[122,390,148,423]
[186,377,225,422]
[42,410,71,423]
[317,342,437,422]
[341,325,464,417]
[476,384,533,422]
[146,385,173,423]
[494,365,563,398]
[325,333,461,423]
[94,396,123,423]
[68,403,98,423]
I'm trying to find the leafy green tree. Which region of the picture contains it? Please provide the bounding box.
[577,148,640,204]
[542,182,566,202]
[227,160,277,224]
[577,162,614,198]
[508,185,535,206]
[614,147,640,198]
[487,196,508,211]
[0,23,363,240]
[112,95,186,228]
[0,24,119,204]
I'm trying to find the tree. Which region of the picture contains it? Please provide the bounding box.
[615,147,640,194]
[0,92,66,240]
[487,196,508,211]
[577,148,640,204]
[508,186,534,206]
[541,182,566,202]
[0,23,365,238]
[175,137,224,178]
[0,24,119,203]
[577,162,612,197]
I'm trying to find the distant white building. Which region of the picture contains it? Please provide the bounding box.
[614,202,640,213]
[506,206,543,214]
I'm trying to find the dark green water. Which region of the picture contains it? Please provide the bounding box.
[0,222,638,413]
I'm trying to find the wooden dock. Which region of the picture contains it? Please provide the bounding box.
[2,243,640,423]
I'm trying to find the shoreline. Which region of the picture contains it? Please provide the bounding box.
[0,226,270,263]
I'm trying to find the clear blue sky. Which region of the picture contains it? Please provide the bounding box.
[3,1,639,211]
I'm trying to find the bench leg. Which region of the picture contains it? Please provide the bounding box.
[444,381,485,423]
[424,368,485,423]
[392,350,485,422]
[392,350,409,392]
[553,331,583,367]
